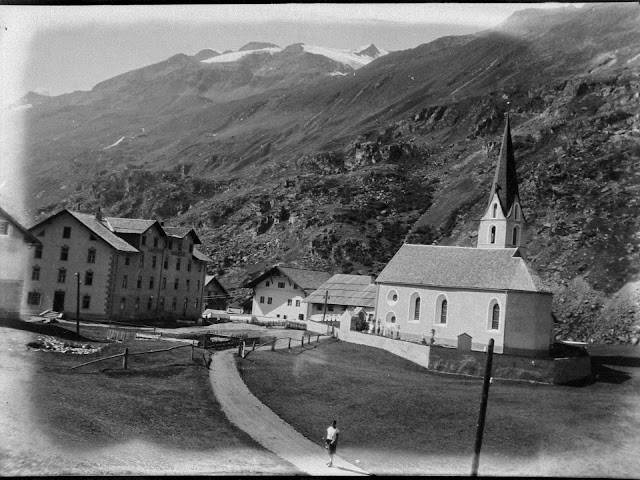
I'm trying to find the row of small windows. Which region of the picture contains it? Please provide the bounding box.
[386,292,501,330]
[489,225,520,245]
[258,297,302,307]
[120,296,199,313]
[27,291,199,313]
[122,275,200,291]
[264,281,296,289]
[35,245,97,263]
[0,221,9,235]
[123,254,201,272]
[54,227,194,252]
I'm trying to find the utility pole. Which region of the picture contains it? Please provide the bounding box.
[74,272,81,335]
[471,338,495,477]
[321,290,332,335]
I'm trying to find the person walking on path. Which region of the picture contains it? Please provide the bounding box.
[325,420,340,467]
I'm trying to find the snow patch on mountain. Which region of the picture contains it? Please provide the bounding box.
[104,136,126,150]
[201,47,283,63]
[301,44,387,69]
[199,43,387,69]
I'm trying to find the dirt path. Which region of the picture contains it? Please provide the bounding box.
[209,347,370,476]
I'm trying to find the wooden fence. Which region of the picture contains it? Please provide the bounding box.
[70,343,197,370]
[241,333,331,359]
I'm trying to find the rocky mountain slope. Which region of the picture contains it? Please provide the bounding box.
[13,3,640,343]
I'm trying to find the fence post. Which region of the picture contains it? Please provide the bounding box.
[123,348,129,370]
[252,340,256,352]
[191,342,194,361]
[242,341,246,358]
[301,337,304,347]
[288,338,292,349]
[317,334,320,343]
[238,342,242,357]
[271,339,276,351]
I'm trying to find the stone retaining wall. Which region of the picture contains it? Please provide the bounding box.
[337,329,593,385]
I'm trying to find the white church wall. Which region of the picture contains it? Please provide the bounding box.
[375,283,507,354]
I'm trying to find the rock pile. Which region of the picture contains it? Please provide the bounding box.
[26,336,100,354]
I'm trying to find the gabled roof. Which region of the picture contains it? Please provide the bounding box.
[105,217,160,235]
[376,244,550,294]
[193,247,213,263]
[244,265,332,293]
[28,209,138,252]
[163,226,201,244]
[304,274,376,307]
[0,205,40,244]
[488,112,520,216]
[205,275,230,295]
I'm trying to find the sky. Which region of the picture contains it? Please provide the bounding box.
[0,3,584,103]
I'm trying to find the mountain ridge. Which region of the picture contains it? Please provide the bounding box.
[12,3,640,343]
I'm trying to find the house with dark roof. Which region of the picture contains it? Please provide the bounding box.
[203,275,231,311]
[372,112,555,357]
[243,265,332,320]
[304,274,376,323]
[0,206,40,319]
[21,209,212,322]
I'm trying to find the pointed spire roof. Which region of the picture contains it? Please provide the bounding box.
[488,108,520,215]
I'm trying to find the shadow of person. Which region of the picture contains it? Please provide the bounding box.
[333,465,372,475]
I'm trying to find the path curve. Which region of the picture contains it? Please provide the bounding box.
[209,348,369,476]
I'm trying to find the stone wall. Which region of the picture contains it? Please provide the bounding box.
[337,328,593,384]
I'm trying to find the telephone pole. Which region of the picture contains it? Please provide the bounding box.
[471,338,495,476]
[321,290,331,334]
[74,272,81,335]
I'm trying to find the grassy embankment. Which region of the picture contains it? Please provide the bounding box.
[238,339,640,476]
[1,319,300,475]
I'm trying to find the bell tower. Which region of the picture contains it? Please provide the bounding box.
[477,107,527,257]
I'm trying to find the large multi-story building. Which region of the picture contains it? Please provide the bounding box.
[0,206,40,319]
[21,209,212,322]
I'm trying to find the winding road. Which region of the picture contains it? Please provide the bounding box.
[209,346,370,476]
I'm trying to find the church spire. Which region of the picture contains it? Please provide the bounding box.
[476,103,527,256]
[488,105,520,216]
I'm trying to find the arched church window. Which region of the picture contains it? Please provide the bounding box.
[440,299,448,324]
[491,303,500,330]
[492,203,497,218]
[490,226,496,244]
[512,226,518,245]
[414,297,421,321]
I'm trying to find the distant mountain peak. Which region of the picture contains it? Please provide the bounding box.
[355,44,382,58]
[239,42,280,51]
[192,49,221,61]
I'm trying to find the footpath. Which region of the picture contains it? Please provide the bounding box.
[209,343,370,476]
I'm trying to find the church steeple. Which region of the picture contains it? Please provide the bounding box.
[477,104,527,256]
[488,108,520,216]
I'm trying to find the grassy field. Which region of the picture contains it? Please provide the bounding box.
[238,338,640,476]
[0,320,301,475]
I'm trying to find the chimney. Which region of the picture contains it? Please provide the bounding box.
[96,208,103,222]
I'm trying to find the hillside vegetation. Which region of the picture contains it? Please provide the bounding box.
[14,3,640,343]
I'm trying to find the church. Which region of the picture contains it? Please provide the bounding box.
[374,112,555,357]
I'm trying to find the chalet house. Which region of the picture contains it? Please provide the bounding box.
[243,266,332,321]
[21,209,212,322]
[304,274,376,323]
[374,113,555,357]
[0,206,40,319]
[203,275,231,311]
